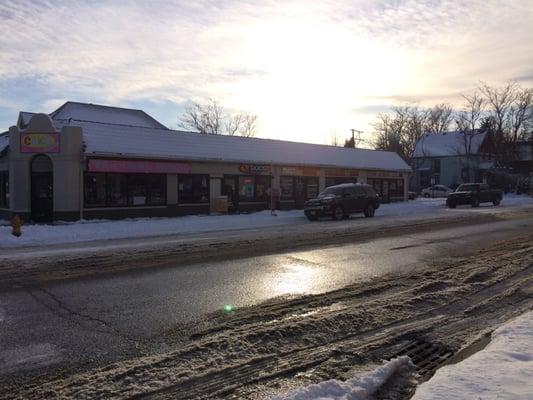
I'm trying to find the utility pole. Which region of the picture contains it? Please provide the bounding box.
[350,129,364,148]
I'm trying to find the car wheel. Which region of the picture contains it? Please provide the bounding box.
[332,206,344,221]
[448,201,456,209]
[306,215,318,221]
[364,204,375,217]
[493,197,501,206]
[424,193,430,198]
[471,197,480,208]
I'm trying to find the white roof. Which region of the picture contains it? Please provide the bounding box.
[50,102,167,129]
[62,120,411,172]
[413,131,488,158]
[0,134,8,154]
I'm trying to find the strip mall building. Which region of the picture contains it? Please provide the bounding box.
[0,102,411,222]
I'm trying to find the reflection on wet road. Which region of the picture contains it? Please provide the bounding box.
[1,217,532,377]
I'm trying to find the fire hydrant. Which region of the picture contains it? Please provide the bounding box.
[10,214,22,237]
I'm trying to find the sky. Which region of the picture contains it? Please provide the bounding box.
[1,0,532,145]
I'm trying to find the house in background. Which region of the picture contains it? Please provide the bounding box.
[411,130,495,190]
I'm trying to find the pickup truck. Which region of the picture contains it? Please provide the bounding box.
[446,183,503,208]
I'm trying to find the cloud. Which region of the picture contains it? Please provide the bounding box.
[0,0,532,141]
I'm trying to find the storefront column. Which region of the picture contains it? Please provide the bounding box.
[359,171,368,184]
[209,175,222,213]
[318,173,326,192]
[167,174,178,204]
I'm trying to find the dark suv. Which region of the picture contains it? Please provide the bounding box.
[304,183,380,221]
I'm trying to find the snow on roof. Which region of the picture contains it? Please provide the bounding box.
[63,120,411,172]
[50,102,168,129]
[413,131,487,158]
[0,134,9,156]
[18,111,37,128]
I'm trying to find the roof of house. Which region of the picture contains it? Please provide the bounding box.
[50,101,168,129]
[64,119,411,171]
[412,130,488,158]
[0,134,8,154]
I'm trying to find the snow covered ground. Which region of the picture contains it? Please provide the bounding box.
[412,311,533,400]
[273,311,533,400]
[273,357,412,400]
[0,194,531,249]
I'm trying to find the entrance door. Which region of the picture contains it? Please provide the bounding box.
[31,155,53,222]
[294,177,306,208]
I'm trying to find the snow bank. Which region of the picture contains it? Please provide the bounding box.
[0,194,531,249]
[273,356,411,400]
[412,311,533,400]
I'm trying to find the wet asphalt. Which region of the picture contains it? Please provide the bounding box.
[1,216,532,382]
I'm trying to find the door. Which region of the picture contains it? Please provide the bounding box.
[31,155,53,222]
[353,186,367,211]
[294,177,306,208]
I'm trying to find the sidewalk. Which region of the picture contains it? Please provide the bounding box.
[1,195,532,250]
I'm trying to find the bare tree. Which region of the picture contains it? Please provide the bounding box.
[424,103,454,134]
[454,92,485,182]
[477,82,533,164]
[179,99,257,137]
[330,131,340,146]
[238,114,258,138]
[373,105,427,162]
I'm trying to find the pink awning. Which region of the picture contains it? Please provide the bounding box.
[88,158,192,174]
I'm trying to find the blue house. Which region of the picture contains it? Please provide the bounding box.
[411,130,495,190]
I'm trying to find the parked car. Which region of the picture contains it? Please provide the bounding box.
[421,185,453,198]
[446,183,503,208]
[304,183,380,221]
[408,191,418,200]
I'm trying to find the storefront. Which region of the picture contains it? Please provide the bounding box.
[0,102,411,222]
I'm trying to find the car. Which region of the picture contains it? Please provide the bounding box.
[304,183,380,221]
[446,183,503,208]
[408,191,418,200]
[420,185,453,198]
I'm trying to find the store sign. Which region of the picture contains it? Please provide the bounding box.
[238,164,271,174]
[367,171,401,178]
[88,159,192,174]
[20,133,60,153]
[325,168,358,177]
[281,167,320,176]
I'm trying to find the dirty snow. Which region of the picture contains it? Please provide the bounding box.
[412,311,533,400]
[273,357,412,400]
[0,195,532,249]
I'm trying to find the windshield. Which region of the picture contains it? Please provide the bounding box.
[456,184,479,192]
[318,187,338,197]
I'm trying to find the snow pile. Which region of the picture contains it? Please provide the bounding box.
[273,356,411,400]
[0,194,531,249]
[0,210,305,248]
[412,311,533,400]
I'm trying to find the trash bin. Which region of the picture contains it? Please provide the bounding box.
[214,196,229,214]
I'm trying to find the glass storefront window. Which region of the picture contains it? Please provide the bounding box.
[325,177,357,187]
[178,174,209,203]
[145,174,167,205]
[280,176,294,199]
[127,175,148,206]
[255,176,271,202]
[84,173,167,208]
[84,173,107,207]
[106,174,127,206]
[238,176,255,200]
[306,177,319,199]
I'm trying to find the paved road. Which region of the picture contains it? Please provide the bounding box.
[1,216,532,384]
